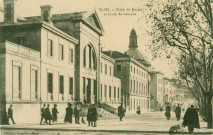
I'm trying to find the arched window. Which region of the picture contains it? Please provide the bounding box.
[83,44,97,70]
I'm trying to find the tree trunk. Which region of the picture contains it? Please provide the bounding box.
[206,96,213,129]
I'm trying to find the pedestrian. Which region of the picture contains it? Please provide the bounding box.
[87,105,93,126]
[40,104,47,125]
[182,105,200,134]
[52,104,59,123]
[8,104,15,124]
[118,104,125,121]
[64,103,73,123]
[74,104,80,124]
[182,107,185,113]
[136,106,141,114]
[165,104,171,120]
[45,104,52,125]
[91,105,98,127]
[2,110,9,125]
[175,104,181,121]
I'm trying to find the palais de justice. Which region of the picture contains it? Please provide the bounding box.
[0,0,186,124]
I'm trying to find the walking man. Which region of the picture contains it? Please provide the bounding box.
[182,105,200,134]
[45,104,52,125]
[175,104,181,121]
[91,105,98,127]
[165,103,171,120]
[8,105,15,124]
[64,103,73,123]
[118,104,125,121]
[40,104,47,125]
[87,105,93,126]
[52,104,59,123]
[74,105,80,124]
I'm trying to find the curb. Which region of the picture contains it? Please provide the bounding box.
[1,127,212,134]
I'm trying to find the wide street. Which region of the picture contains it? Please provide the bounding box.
[1,112,212,135]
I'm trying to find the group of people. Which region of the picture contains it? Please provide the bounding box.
[165,104,200,134]
[40,104,59,125]
[40,103,81,125]
[164,104,183,121]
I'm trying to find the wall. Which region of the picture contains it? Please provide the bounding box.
[4,41,40,102]
[40,28,76,102]
[100,54,121,104]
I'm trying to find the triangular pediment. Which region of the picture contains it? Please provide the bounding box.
[83,10,104,34]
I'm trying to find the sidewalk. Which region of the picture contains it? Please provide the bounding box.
[1,112,212,134]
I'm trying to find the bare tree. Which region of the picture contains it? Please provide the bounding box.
[146,0,213,128]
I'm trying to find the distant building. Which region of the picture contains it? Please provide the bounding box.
[103,29,151,113]
[149,71,164,111]
[163,77,174,105]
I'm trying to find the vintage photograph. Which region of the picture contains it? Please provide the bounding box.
[0,0,213,134]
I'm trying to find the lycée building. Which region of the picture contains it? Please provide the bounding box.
[0,0,157,124]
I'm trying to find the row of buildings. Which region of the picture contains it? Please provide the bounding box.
[0,0,188,124]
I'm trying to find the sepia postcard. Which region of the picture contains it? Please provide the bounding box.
[0,0,213,134]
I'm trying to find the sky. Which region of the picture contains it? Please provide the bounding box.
[0,0,177,78]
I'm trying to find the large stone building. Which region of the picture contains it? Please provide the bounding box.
[149,71,164,111]
[103,29,151,113]
[0,0,121,124]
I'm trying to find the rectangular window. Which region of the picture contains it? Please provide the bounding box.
[109,66,112,76]
[16,36,26,45]
[116,64,121,72]
[134,80,135,90]
[104,85,107,97]
[13,65,21,100]
[105,64,107,74]
[70,48,74,63]
[47,73,53,93]
[131,80,132,89]
[118,88,120,98]
[59,44,64,60]
[101,84,102,97]
[59,75,64,94]
[48,39,53,56]
[83,48,86,67]
[109,86,111,98]
[69,77,73,95]
[31,69,38,100]
[137,81,138,91]
[83,77,86,94]
[114,87,116,98]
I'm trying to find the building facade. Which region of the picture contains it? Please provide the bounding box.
[0,0,121,124]
[149,71,164,111]
[100,53,121,107]
[103,29,151,113]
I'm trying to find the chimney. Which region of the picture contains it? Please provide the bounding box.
[40,5,52,23]
[109,50,112,57]
[3,0,17,23]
